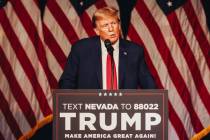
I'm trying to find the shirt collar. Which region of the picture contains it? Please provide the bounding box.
[100,39,119,53]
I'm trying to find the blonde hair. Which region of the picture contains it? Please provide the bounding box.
[92,7,120,28]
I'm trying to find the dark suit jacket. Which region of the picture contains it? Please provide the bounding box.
[59,36,156,89]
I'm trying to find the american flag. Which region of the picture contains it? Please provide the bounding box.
[0,0,209,140]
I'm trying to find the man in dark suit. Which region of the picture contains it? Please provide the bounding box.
[59,7,156,89]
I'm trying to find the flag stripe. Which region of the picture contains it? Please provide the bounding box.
[144,0,209,128]
[0,8,51,117]
[0,110,16,140]
[127,26,163,88]
[135,1,203,132]
[20,0,58,91]
[57,0,89,39]
[43,24,67,69]
[43,6,71,57]
[167,12,210,114]
[0,67,32,133]
[194,0,210,43]
[0,90,22,139]
[168,102,189,140]
[0,46,36,128]
[144,0,209,130]
[3,1,53,114]
[168,121,180,140]
[44,44,64,81]
[47,0,80,44]
[9,0,54,113]
[183,1,210,69]
[173,8,210,127]
[80,12,96,36]
[10,0,57,89]
[175,3,210,94]
[127,23,189,140]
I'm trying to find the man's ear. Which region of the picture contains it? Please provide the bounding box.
[94,28,100,35]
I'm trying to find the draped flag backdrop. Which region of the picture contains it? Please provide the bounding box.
[0,0,210,140]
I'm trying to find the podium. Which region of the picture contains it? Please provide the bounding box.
[53,89,168,140]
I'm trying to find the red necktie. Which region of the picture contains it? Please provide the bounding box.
[106,54,117,90]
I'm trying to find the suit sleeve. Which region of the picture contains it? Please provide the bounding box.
[58,45,79,89]
[138,48,157,89]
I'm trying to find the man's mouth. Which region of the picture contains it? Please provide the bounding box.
[110,34,116,38]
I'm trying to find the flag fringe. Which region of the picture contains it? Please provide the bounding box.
[18,114,53,140]
[191,125,210,140]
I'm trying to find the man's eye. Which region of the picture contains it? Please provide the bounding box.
[102,24,108,28]
[112,22,117,25]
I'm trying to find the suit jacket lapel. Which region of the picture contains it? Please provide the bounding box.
[94,37,103,89]
[119,39,127,89]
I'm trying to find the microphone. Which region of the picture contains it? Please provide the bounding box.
[104,39,114,55]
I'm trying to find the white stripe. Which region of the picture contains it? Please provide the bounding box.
[104,0,119,10]
[190,0,210,44]
[168,121,179,140]
[144,0,209,128]
[0,26,43,121]
[20,0,46,46]
[4,2,53,112]
[0,69,30,134]
[45,45,63,80]
[130,4,193,139]
[175,5,210,93]
[56,0,88,39]
[44,6,71,57]
[0,109,16,140]
[85,5,97,25]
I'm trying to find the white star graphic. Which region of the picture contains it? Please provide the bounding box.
[80,1,84,6]
[167,1,173,7]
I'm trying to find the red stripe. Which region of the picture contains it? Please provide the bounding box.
[128,24,188,140]
[10,0,57,89]
[0,46,36,128]
[0,9,52,117]
[80,12,96,36]
[167,12,210,114]
[136,1,203,132]
[128,25,163,88]
[0,90,23,139]
[34,0,66,70]
[183,1,210,69]
[47,0,79,44]
[43,24,67,69]
[95,0,108,8]
[168,102,189,140]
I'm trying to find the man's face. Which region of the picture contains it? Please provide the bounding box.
[94,16,120,44]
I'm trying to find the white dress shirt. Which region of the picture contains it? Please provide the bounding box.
[101,39,119,89]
